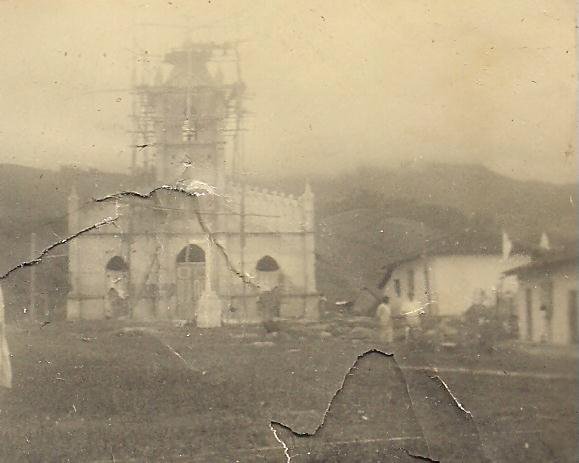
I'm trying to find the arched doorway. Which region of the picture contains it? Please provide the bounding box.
[105,256,129,319]
[256,256,282,320]
[176,244,206,320]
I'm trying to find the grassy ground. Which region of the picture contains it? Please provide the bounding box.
[0,320,576,462]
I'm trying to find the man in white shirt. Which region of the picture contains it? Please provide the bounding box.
[376,296,394,343]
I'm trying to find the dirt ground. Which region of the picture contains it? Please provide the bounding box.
[0,320,576,462]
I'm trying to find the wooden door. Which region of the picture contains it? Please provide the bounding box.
[176,262,206,319]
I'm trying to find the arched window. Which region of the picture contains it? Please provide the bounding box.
[106,256,128,271]
[176,244,205,263]
[105,256,129,304]
[256,256,281,293]
[256,255,279,272]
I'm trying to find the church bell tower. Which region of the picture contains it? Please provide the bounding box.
[132,41,244,187]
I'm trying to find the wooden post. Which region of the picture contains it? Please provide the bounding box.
[420,221,438,348]
[126,201,134,319]
[30,232,37,321]
[420,222,433,310]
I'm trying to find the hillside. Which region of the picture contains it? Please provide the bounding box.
[310,164,576,301]
[314,163,574,238]
[0,164,137,320]
[0,164,138,273]
[316,209,440,300]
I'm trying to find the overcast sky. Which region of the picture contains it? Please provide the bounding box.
[0,0,575,183]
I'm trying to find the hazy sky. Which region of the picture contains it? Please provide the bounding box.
[0,0,576,183]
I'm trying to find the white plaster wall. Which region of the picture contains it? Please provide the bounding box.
[69,230,122,320]
[68,179,318,323]
[215,233,311,295]
[518,263,577,345]
[214,231,315,322]
[384,254,529,317]
[227,185,306,233]
[552,264,577,344]
[433,255,508,316]
[75,201,118,231]
[384,258,434,315]
[74,233,122,296]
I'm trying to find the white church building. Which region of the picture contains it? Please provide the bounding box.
[66,42,319,326]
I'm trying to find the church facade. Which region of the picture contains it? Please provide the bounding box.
[66,42,319,326]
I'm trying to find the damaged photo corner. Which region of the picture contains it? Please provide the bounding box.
[0,0,577,461]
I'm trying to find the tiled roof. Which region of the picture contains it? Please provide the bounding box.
[504,247,577,276]
[388,230,530,264]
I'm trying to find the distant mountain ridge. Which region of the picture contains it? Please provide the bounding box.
[311,163,573,236]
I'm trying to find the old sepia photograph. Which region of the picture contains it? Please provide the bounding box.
[0,1,577,461]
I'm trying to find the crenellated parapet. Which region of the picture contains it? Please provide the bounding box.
[228,184,299,205]
[227,182,314,233]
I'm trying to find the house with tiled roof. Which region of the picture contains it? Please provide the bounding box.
[379,230,535,318]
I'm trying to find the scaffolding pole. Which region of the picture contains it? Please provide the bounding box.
[29,233,37,321]
[232,44,248,321]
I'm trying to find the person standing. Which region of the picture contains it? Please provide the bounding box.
[258,288,279,334]
[402,298,423,344]
[539,303,553,343]
[376,296,394,343]
[0,284,12,389]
